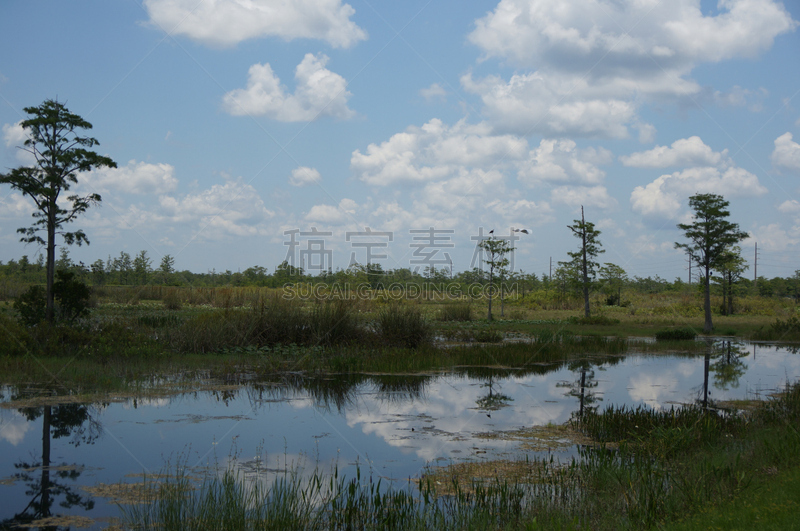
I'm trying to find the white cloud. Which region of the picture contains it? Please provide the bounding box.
[620,136,727,168]
[289,166,321,187]
[771,132,800,173]
[81,160,178,195]
[420,83,447,101]
[518,139,611,186]
[143,0,367,48]
[2,121,35,164]
[0,192,33,219]
[223,53,355,121]
[351,118,527,186]
[748,223,800,251]
[155,177,275,237]
[778,200,800,214]
[550,185,618,210]
[630,166,767,219]
[461,71,637,138]
[305,198,360,225]
[464,0,797,137]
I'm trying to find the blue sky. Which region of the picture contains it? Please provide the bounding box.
[1,0,799,281]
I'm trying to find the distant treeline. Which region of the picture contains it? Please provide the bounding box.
[0,248,797,300]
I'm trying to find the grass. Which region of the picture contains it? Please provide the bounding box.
[654,327,698,341]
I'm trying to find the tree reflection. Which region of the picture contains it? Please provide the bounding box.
[475,373,513,411]
[710,340,748,391]
[558,360,602,417]
[1,402,101,529]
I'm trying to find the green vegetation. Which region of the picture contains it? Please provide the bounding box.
[655,327,698,341]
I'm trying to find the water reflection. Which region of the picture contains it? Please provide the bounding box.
[0,340,798,526]
[1,401,101,528]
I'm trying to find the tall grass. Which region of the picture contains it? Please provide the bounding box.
[375,304,433,349]
[438,302,473,322]
[122,464,528,531]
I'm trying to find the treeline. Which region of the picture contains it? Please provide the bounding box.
[1,248,797,301]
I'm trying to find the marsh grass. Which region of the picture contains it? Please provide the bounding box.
[751,316,800,341]
[438,302,473,322]
[654,327,698,341]
[375,304,433,349]
[122,464,528,531]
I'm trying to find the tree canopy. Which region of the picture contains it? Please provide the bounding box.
[675,193,748,333]
[0,99,116,322]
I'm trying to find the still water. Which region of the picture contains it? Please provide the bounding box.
[1,340,798,528]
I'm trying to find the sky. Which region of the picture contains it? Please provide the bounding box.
[1,0,800,281]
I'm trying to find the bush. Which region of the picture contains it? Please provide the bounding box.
[438,302,473,321]
[376,304,432,348]
[654,327,698,341]
[53,270,91,322]
[13,285,47,326]
[752,316,800,341]
[0,313,32,355]
[12,270,92,326]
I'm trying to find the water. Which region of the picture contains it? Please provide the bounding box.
[1,340,798,528]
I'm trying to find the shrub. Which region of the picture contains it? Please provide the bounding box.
[53,270,91,322]
[162,288,182,310]
[752,316,800,341]
[376,304,432,348]
[0,313,32,355]
[13,285,47,326]
[654,327,698,341]
[439,302,473,322]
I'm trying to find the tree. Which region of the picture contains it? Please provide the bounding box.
[716,246,748,315]
[0,99,116,323]
[133,250,152,285]
[675,194,748,333]
[158,254,176,284]
[479,236,514,321]
[599,263,628,306]
[567,206,604,317]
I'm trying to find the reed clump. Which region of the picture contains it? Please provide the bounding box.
[438,302,473,322]
[654,327,698,341]
[375,304,433,349]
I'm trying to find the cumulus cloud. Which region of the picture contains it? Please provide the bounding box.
[420,83,447,101]
[748,223,800,251]
[156,177,275,237]
[289,166,321,187]
[81,160,178,195]
[550,185,617,210]
[464,0,796,137]
[143,0,367,48]
[620,136,727,168]
[630,166,767,219]
[351,118,527,186]
[518,139,611,186]
[771,132,800,173]
[2,121,35,164]
[223,53,355,121]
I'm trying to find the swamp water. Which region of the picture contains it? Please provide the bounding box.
[1,340,799,528]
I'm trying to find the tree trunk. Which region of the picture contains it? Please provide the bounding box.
[727,272,734,315]
[703,265,713,333]
[487,268,493,321]
[46,201,56,324]
[581,207,590,318]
